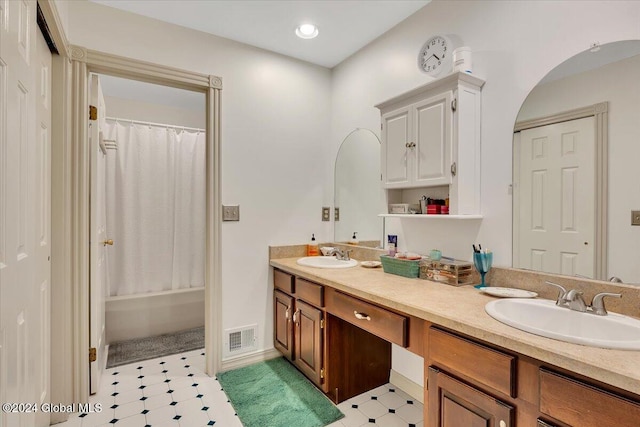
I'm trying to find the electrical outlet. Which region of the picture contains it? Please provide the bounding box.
[222,205,240,221]
[322,207,330,221]
[632,210,640,226]
[334,207,340,221]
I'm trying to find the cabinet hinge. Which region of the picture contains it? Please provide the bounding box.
[89,105,97,120]
[451,98,457,112]
[89,347,97,362]
[320,368,325,379]
[381,123,383,131]
[451,162,457,176]
[320,319,325,329]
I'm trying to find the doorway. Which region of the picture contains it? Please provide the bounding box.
[62,46,222,403]
[88,73,207,393]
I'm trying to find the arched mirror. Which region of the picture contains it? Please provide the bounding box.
[513,40,640,284]
[334,129,385,247]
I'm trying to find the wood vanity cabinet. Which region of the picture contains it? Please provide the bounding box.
[376,72,485,215]
[273,270,326,390]
[428,366,513,427]
[425,326,640,427]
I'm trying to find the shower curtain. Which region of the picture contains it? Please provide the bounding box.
[103,119,206,297]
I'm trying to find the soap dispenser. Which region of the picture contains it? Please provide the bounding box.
[349,232,359,245]
[307,234,319,256]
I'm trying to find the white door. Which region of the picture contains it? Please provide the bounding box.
[89,74,108,395]
[0,1,52,426]
[413,91,452,186]
[515,117,595,277]
[382,106,411,188]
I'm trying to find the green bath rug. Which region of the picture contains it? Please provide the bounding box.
[217,357,344,427]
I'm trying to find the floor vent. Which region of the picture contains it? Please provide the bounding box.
[224,324,258,358]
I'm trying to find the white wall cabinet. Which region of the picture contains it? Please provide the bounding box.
[376,72,485,215]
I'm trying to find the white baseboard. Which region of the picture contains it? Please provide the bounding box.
[389,369,424,403]
[220,348,281,373]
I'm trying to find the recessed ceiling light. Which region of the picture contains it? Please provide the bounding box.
[295,23,319,39]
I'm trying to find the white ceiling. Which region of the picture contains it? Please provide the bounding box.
[90,0,430,68]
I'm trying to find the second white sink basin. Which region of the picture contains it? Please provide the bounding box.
[485,298,640,350]
[296,256,358,269]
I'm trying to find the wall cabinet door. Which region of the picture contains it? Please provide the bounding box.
[428,367,513,427]
[381,92,452,189]
[294,299,324,387]
[413,92,452,187]
[382,106,412,187]
[274,289,294,360]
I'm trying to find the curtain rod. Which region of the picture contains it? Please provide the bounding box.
[106,116,205,133]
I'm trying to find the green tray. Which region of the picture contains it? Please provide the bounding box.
[380,255,421,278]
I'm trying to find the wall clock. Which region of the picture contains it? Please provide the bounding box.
[418,35,452,76]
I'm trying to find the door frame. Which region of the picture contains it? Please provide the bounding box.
[514,102,608,280]
[66,45,222,403]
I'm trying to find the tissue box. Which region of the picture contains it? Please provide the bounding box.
[420,259,476,286]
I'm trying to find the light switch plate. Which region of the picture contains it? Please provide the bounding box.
[223,205,240,221]
[632,210,640,226]
[322,207,330,221]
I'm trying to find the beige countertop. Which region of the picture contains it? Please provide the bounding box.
[270,257,640,396]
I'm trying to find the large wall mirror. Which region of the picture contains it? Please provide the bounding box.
[513,40,640,285]
[334,128,385,247]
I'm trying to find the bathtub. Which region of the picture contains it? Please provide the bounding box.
[105,287,204,344]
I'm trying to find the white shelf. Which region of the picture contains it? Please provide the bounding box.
[379,214,483,219]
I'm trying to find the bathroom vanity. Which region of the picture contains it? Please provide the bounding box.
[270,253,640,427]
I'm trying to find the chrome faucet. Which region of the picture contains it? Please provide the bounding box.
[328,248,352,261]
[544,281,622,316]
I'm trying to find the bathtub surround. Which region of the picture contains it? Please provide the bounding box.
[106,326,204,368]
[106,287,205,343]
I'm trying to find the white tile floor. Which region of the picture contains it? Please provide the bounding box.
[57,349,423,427]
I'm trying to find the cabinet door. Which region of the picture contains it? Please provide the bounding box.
[428,367,513,427]
[274,290,294,360]
[382,106,412,188]
[413,92,452,187]
[294,299,324,386]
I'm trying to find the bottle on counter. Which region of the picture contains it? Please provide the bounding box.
[307,234,319,256]
[348,232,359,245]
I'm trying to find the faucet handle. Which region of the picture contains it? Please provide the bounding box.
[545,281,568,304]
[590,292,622,316]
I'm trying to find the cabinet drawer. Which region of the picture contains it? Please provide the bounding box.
[274,269,294,294]
[327,290,406,346]
[539,369,640,427]
[296,278,324,307]
[429,327,516,397]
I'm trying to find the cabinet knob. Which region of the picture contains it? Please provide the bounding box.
[103,239,114,246]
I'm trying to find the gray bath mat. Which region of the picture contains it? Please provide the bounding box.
[106,326,204,368]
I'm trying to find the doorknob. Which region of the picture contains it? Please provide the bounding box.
[102,239,114,246]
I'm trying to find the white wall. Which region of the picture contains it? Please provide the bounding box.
[330,0,640,385]
[66,0,333,358]
[518,54,640,284]
[104,95,205,129]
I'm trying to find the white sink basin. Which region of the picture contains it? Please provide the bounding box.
[485,298,640,350]
[296,256,358,269]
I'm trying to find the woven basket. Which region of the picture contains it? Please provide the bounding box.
[379,255,421,278]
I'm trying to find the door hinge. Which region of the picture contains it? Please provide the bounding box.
[451,162,457,176]
[320,368,325,379]
[89,105,97,120]
[320,319,324,329]
[451,98,457,112]
[89,347,97,362]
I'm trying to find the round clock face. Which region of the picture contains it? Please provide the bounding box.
[418,36,450,75]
